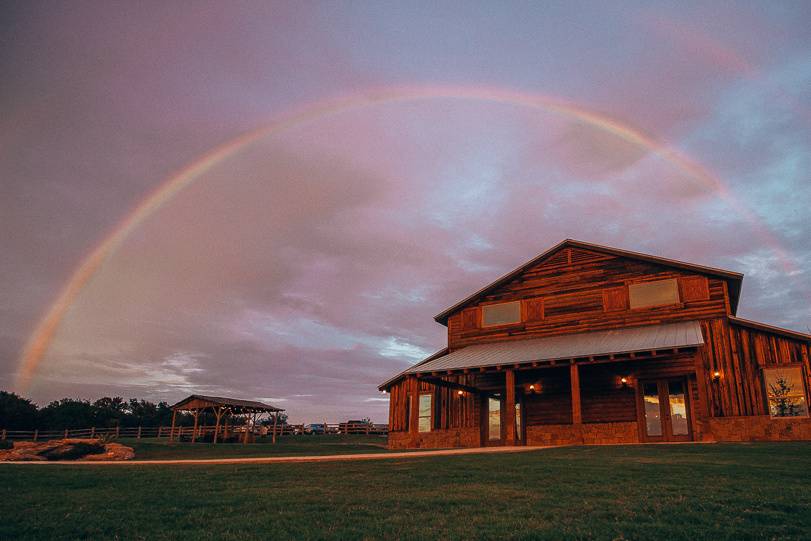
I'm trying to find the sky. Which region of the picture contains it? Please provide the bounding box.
[1,1,810,422]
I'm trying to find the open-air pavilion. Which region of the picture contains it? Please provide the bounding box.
[169,395,285,444]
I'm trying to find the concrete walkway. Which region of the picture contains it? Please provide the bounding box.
[3,445,545,466]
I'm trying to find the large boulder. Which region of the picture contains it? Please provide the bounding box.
[0,438,135,461]
[83,442,135,461]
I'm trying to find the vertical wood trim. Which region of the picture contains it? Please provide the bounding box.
[409,376,419,435]
[694,349,710,419]
[570,363,582,425]
[504,369,516,445]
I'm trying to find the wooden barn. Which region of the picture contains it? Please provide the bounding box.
[379,239,811,448]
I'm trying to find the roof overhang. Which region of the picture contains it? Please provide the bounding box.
[729,316,811,342]
[433,239,744,325]
[380,320,704,390]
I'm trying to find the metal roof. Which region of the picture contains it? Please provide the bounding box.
[404,320,704,376]
[170,395,285,412]
[434,239,743,325]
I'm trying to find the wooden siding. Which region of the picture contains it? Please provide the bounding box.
[387,376,480,433]
[446,248,729,350]
[698,319,811,417]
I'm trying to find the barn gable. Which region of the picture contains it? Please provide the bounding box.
[434,239,743,327]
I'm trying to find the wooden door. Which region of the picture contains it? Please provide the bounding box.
[637,378,692,442]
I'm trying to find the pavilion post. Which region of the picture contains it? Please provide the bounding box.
[242,413,251,445]
[169,409,177,442]
[272,412,278,444]
[504,369,516,445]
[570,363,582,425]
[191,411,199,443]
[213,407,223,444]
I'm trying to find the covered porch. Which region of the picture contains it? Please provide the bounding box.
[390,321,708,448]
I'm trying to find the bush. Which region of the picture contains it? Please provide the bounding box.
[0,439,12,450]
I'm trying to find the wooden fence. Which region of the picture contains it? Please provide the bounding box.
[0,422,388,441]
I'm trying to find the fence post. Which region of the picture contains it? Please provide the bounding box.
[64,429,69,439]
[137,426,142,439]
[1,429,6,440]
[33,429,38,442]
[116,426,120,438]
[90,427,95,438]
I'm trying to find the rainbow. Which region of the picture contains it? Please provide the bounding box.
[14,83,797,392]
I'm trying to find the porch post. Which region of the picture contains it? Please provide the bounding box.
[570,363,582,425]
[408,375,420,435]
[504,369,516,445]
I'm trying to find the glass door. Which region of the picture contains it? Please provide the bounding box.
[484,395,503,445]
[639,378,692,442]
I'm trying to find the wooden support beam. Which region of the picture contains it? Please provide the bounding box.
[169,409,177,442]
[570,363,582,425]
[420,376,482,395]
[213,407,224,444]
[271,412,278,444]
[408,376,420,435]
[191,411,199,443]
[504,369,516,445]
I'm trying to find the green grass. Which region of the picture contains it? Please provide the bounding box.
[121,434,392,460]
[2,443,811,540]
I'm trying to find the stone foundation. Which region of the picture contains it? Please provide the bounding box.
[526,422,640,446]
[702,416,811,442]
[388,427,480,449]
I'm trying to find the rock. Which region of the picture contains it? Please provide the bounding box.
[0,438,135,461]
[39,441,105,461]
[83,443,135,461]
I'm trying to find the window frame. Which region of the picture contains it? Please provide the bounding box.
[481,300,522,328]
[763,365,809,419]
[628,278,681,310]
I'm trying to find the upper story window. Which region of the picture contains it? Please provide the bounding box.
[418,393,433,432]
[482,301,521,327]
[764,366,808,418]
[628,279,680,309]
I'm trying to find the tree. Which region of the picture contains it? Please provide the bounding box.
[93,397,127,427]
[769,375,801,417]
[38,399,96,430]
[0,391,38,430]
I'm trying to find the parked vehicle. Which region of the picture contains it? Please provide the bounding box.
[304,423,326,435]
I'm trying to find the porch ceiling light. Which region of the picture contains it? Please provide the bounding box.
[712,371,721,381]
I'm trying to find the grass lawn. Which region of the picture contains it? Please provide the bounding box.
[121,434,392,460]
[2,442,811,540]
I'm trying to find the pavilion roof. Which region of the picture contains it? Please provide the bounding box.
[170,394,285,413]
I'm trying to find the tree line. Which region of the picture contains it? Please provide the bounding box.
[0,391,288,431]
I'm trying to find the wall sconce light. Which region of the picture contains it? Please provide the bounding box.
[620,377,629,386]
[712,371,721,381]
[457,390,464,397]
[528,383,540,394]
